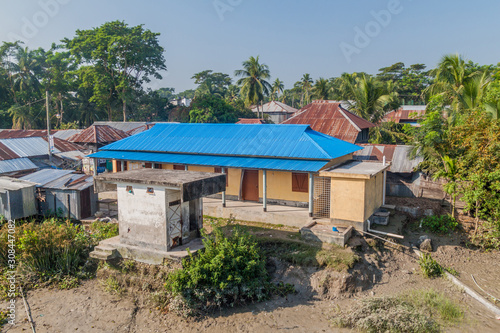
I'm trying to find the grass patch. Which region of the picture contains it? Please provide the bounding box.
[101,276,123,295]
[257,237,358,271]
[421,215,459,234]
[333,289,463,333]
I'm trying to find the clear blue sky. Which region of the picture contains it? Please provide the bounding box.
[1,0,499,92]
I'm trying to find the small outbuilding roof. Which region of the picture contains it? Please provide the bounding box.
[251,101,298,114]
[320,160,389,179]
[0,177,37,192]
[20,169,74,186]
[0,158,38,175]
[235,118,265,124]
[20,169,93,190]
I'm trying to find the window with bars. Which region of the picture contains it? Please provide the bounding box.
[292,173,308,192]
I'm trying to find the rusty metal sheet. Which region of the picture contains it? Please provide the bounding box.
[68,125,129,144]
[0,142,20,161]
[281,101,374,143]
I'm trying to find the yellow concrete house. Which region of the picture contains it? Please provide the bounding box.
[89,123,388,230]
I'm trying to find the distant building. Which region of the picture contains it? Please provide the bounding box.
[92,122,155,136]
[170,97,192,107]
[382,105,426,126]
[281,100,375,144]
[68,124,129,152]
[251,101,298,124]
[0,137,85,176]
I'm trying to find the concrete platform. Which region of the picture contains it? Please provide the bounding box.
[300,222,353,246]
[203,198,313,228]
[90,236,205,265]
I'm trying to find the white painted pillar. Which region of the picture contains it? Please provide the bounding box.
[222,167,226,207]
[120,161,125,172]
[184,165,188,171]
[308,172,314,217]
[92,158,97,176]
[263,170,267,212]
[383,156,387,205]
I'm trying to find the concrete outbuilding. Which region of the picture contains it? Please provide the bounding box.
[0,177,37,220]
[91,169,226,264]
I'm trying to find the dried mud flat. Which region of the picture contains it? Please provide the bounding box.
[4,240,500,333]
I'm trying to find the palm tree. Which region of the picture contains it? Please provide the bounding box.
[433,155,459,218]
[271,78,284,101]
[299,73,313,107]
[312,77,329,100]
[339,73,399,123]
[234,56,271,118]
[425,54,492,116]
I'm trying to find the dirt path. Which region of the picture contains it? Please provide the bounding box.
[4,244,500,333]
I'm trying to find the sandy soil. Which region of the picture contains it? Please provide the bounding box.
[3,215,500,333]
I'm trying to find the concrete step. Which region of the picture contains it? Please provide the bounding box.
[89,245,118,260]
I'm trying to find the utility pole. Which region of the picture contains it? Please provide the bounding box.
[46,90,52,162]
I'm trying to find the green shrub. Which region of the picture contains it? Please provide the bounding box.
[418,253,443,278]
[421,215,459,234]
[89,221,119,243]
[165,226,274,315]
[0,219,98,291]
[471,220,500,250]
[333,289,462,333]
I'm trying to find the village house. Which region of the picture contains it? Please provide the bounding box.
[251,101,298,124]
[281,100,375,144]
[89,123,389,232]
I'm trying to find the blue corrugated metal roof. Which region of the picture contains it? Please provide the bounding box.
[99,123,361,160]
[89,151,329,172]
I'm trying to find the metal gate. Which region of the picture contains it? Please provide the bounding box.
[313,176,331,218]
[168,199,182,248]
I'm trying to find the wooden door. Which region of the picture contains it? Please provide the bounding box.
[242,170,259,201]
[173,164,184,170]
[80,188,91,219]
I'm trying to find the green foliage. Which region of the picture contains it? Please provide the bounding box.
[234,55,271,108]
[189,94,254,123]
[421,215,459,234]
[0,219,100,291]
[102,276,123,295]
[89,221,119,243]
[333,289,462,333]
[165,226,274,315]
[418,253,443,278]
[258,237,358,271]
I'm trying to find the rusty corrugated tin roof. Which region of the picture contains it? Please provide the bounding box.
[68,125,129,144]
[251,101,298,114]
[0,142,20,161]
[0,129,51,139]
[235,118,265,124]
[281,100,374,143]
[383,106,426,123]
[46,137,86,152]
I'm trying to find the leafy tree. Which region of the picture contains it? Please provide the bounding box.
[234,56,271,118]
[189,95,254,123]
[63,21,166,121]
[432,156,459,218]
[192,70,231,98]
